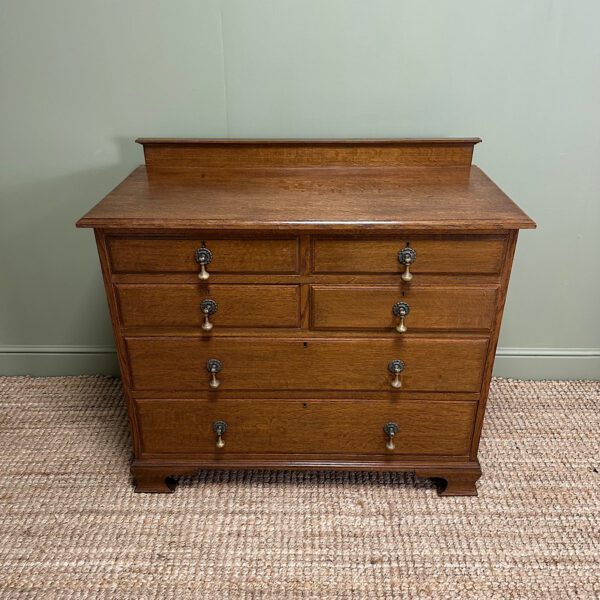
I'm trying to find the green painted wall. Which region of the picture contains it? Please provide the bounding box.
[1,0,599,378]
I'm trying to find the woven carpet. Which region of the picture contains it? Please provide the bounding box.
[0,377,598,599]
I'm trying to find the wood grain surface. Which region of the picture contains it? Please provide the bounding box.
[117,284,301,329]
[77,166,535,231]
[138,138,481,168]
[136,398,476,456]
[125,336,489,393]
[312,235,507,274]
[76,140,535,230]
[108,237,299,274]
[310,284,498,331]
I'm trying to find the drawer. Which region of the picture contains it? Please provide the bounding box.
[137,398,476,456]
[117,284,301,328]
[312,236,506,274]
[311,285,498,331]
[108,237,299,274]
[126,337,488,392]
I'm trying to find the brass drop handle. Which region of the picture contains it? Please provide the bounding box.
[213,420,227,449]
[206,358,222,389]
[200,298,218,331]
[392,301,410,333]
[397,247,416,282]
[194,247,213,281]
[383,422,399,451]
[388,359,405,389]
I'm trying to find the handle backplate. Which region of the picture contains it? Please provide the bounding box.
[195,247,213,265]
[383,422,400,450]
[200,298,218,331]
[388,359,405,389]
[213,420,227,448]
[397,247,416,282]
[194,247,213,280]
[392,301,410,333]
[206,358,222,389]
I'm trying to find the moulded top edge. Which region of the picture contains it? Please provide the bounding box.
[135,137,483,146]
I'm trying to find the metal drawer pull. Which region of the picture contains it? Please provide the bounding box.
[388,359,405,389]
[397,247,416,282]
[392,301,410,333]
[206,358,222,389]
[200,298,218,331]
[213,420,227,448]
[194,247,213,281]
[383,422,399,451]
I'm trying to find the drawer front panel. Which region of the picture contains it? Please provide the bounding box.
[108,237,299,274]
[311,285,498,331]
[137,399,476,456]
[127,337,488,392]
[312,236,506,274]
[117,284,301,328]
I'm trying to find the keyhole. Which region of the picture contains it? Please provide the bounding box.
[303,342,308,348]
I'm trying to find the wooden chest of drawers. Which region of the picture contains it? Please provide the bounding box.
[77,138,535,496]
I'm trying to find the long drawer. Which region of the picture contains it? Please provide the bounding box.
[137,398,477,456]
[312,236,506,274]
[108,237,299,274]
[311,284,498,331]
[126,337,488,392]
[117,284,301,328]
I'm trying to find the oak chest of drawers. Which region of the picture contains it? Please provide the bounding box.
[77,138,535,496]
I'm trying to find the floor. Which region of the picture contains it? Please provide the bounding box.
[0,377,598,599]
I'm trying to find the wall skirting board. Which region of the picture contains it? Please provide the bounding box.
[0,346,120,378]
[0,345,598,380]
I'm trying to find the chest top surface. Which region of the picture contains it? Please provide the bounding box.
[76,138,535,231]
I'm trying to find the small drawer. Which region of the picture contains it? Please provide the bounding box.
[108,237,299,274]
[126,337,488,393]
[312,235,506,275]
[311,284,498,331]
[117,284,301,329]
[137,398,476,457]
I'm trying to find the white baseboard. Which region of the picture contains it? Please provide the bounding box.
[0,345,598,380]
